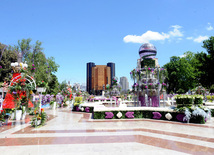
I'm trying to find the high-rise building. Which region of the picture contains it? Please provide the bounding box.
[119,76,129,92]
[107,62,115,85]
[87,62,95,93]
[87,62,115,94]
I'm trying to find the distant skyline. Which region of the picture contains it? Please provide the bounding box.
[1,0,214,88]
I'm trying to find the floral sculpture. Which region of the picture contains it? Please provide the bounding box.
[105,112,114,119]
[152,112,162,119]
[125,112,134,118]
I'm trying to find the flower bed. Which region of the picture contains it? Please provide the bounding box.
[93,110,206,124]
[72,106,94,113]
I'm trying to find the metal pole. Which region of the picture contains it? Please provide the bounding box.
[157,67,160,107]
[146,67,148,107]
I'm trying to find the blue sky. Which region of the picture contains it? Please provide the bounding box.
[1,0,214,87]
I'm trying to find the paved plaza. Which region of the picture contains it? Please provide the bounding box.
[0,108,214,155]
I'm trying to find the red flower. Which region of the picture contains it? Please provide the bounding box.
[41,108,44,112]
[42,81,44,82]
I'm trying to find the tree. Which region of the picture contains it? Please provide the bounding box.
[202,36,214,87]
[202,36,214,57]
[22,40,59,86]
[0,44,17,82]
[47,74,59,95]
[164,52,197,94]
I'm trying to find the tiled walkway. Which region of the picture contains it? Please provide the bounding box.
[0,108,214,155]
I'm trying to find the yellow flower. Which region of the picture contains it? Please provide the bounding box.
[30,90,33,94]
[19,63,22,67]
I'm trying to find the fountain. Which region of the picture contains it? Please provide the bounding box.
[132,43,167,107]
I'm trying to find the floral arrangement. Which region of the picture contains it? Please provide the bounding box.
[85,107,90,113]
[76,91,82,97]
[112,77,118,86]
[73,97,83,106]
[0,110,5,123]
[105,112,114,119]
[31,108,47,127]
[152,112,162,119]
[125,112,134,118]
[174,95,203,107]
[8,77,34,109]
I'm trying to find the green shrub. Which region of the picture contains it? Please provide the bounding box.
[194,98,203,105]
[210,84,214,93]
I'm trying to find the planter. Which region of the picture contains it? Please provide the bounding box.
[16,110,22,120]
[10,112,15,120]
[21,111,26,120]
[37,120,41,126]
[36,87,46,93]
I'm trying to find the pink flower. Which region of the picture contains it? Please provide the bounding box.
[145,86,148,89]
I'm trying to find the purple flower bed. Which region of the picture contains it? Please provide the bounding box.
[85,107,90,113]
[105,112,114,119]
[152,112,162,119]
[125,112,134,118]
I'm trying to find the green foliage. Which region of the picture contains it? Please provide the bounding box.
[174,95,203,108]
[31,110,48,127]
[47,74,59,94]
[164,53,198,93]
[210,84,214,93]
[0,44,17,82]
[93,110,205,124]
[73,97,83,106]
[141,58,155,68]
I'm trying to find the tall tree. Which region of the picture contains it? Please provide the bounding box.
[202,36,214,87]
[0,44,17,82]
[164,52,197,94]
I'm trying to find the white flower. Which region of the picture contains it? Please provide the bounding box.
[165,113,172,120]
[117,112,122,118]
[81,107,84,111]
[192,107,207,118]
[183,108,191,123]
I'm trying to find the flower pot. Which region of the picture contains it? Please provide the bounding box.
[10,112,15,120]
[16,110,22,120]
[0,121,3,127]
[37,87,46,93]
[21,111,26,120]
[37,120,41,125]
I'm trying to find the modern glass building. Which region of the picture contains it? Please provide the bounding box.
[107,62,115,85]
[86,62,95,94]
[87,62,115,94]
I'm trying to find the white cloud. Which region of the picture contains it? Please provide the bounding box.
[207,23,213,31]
[169,25,183,37]
[186,37,193,40]
[180,54,187,58]
[123,25,183,43]
[193,35,209,43]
